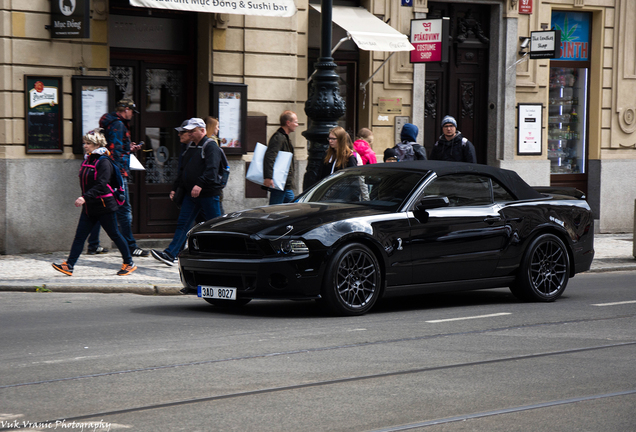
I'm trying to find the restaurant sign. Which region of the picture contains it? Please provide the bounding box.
[129,0,297,17]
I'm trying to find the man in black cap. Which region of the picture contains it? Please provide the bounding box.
[87,98,149,257]
[429,115,477,163]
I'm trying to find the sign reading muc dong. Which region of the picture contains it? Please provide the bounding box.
[129,0,297,17]
[51,0,90,38]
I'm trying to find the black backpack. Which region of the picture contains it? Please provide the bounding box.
[186,137,230,188]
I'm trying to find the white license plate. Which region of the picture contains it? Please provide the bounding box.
[197,285,237,300]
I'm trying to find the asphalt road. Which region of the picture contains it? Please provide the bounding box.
[1,271,635,432]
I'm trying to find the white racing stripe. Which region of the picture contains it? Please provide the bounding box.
[426,312,511,323]
[591,300,636,307]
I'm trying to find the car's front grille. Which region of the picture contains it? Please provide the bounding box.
[190,234,262,257]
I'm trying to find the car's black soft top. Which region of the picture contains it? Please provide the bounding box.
[347,160,545,201]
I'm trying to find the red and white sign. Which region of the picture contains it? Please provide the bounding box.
[410,19,444,63]
[519,0,533,15]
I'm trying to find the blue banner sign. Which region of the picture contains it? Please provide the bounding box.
[551,11,591,61]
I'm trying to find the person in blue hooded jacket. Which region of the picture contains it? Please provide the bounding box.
[86,99,149,258]
[392,123,427,161]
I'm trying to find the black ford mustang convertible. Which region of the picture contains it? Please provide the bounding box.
[179,161,594,316]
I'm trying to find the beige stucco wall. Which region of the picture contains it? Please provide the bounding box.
[0,1,110,253]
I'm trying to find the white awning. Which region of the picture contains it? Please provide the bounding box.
[311,5,414,52]
[129,0,297,18]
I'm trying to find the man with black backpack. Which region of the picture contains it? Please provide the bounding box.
[392,123,427,161]
[429,115,477,163]
[151,118,229,267]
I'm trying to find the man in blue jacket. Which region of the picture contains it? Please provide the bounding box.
[87,99,149,257]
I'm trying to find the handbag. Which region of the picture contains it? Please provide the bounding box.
[246,142,293,191]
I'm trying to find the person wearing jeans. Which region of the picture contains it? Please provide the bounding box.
[151,118,227,267]
[52,129,136,276]
[163,194,221,260]
[263,110,298,205]
[87,98,149,257]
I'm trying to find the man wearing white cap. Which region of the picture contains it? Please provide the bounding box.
[151,118,228,266]
[429,115,477,163]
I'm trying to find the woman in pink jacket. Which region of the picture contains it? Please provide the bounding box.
[352,128,378,165]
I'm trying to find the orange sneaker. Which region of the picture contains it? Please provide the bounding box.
[117,262,137,276]
[52,262,73,276]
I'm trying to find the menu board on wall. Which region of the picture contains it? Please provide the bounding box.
[72,76,116,155]
[517,104,543,155]
[25,76,63,154]
[218,92,242,148]
[209,82,247,155]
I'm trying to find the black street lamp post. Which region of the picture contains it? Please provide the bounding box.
[302,0,345,190]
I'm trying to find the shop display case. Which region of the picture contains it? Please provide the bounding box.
[548,67,587,174]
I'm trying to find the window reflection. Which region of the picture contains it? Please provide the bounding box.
[143,127,180,184]
[146,69,183,112]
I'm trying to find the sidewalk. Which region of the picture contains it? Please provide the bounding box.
[0,234,634,296]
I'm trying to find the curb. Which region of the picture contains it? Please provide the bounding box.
[587,258,636,273]
[0,284,183,295]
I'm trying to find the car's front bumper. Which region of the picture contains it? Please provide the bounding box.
[178,252,326,300]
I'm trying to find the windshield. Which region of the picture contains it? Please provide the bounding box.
[297,168,426,212]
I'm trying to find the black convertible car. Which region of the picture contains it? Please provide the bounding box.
[178,161,594,316]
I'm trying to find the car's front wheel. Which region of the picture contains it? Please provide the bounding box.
[322,243,381,316]
[510,233,570,301]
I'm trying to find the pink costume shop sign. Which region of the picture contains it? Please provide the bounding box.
[410,18,449,63]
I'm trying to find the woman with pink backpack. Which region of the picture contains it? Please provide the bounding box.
[51,129,137,277]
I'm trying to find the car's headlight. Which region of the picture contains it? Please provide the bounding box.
[186,221,205,237]
[271,239,309,254]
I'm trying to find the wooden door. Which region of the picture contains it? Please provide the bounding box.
[110,56,194,235]
[423,3,490,164]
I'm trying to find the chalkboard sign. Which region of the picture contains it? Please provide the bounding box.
[25,76,63,154]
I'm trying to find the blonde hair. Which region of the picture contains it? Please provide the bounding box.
[83,128,107,147]
[204,116,219,136]
[324,126,353,169]
[356,128,373,144]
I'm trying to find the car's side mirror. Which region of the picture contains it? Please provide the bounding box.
[413,196,450,223]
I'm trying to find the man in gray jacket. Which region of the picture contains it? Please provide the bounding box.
[263,110,298,204]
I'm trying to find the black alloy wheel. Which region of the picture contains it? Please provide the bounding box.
[322,243,381,316]
[510,233,570,301]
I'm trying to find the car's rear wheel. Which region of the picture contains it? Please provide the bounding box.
[322,243,381,316]
[203,298,252,307]
[510,233,570,302]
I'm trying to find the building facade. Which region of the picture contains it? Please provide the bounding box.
[1,0,634,254]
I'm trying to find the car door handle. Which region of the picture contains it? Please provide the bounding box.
[484,216,502,224]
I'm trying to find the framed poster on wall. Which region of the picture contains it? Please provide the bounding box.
[72,76,116,155]
[25,76,63,154]
[517,103,543,155]
[209,82,247,155]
